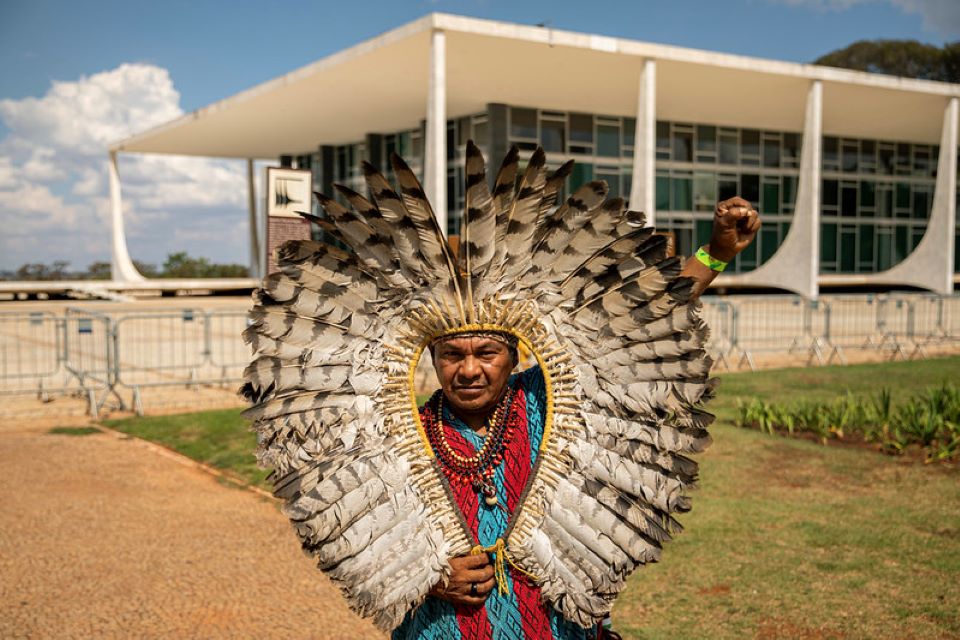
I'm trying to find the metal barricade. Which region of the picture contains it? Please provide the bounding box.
[207,310,251,382]
[722,295,815,369]
[0,311,65,397]
[64,307,117,415]
[700,297,735,370]
[113,309,217,388]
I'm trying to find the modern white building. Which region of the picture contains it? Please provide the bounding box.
[110,12,960,298]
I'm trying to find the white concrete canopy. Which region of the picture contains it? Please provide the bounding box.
[108,13,960,292]
[112,13,960,159]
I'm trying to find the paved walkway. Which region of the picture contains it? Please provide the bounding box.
[0,419,384,639]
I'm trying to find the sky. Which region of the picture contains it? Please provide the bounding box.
[0,0,957,274]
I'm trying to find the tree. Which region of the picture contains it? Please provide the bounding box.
[814,40,959,83]
[85,261,111,280]
[159,252,248,278]
[133,260,158,278]
[14,261,70,280]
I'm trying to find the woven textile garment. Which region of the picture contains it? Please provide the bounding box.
[241,142,716,633]
[393,367,587,640]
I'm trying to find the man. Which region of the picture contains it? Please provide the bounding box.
[391,197,760,639]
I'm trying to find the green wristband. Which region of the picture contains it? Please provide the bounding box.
[695,246,728,272]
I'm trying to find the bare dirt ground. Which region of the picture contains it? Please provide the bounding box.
[0,418,385,640]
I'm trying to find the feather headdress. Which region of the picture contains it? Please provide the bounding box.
[241,142,715,630]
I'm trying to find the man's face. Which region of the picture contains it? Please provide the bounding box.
[432,336,517,418]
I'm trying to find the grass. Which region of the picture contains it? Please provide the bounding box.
[103,408,269,488]
[48,426,101,436]
[99,356,960,638]
[615,356,960,639]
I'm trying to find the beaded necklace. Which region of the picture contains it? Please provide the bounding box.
[426,387,516,507]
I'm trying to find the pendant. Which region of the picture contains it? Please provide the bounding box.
[482,483,498,507]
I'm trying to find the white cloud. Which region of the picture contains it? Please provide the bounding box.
[768,0,960,36]
[890,0,960,36]
[0,63,249,273]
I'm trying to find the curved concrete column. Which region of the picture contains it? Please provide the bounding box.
[425,28,447,235]
[108,151,145,282]
[247,158,262,278]
[873,97,957,294]
[715,81,821,299]
[629,59,656,226]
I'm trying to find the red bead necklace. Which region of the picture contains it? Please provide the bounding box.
[426,387,516,507]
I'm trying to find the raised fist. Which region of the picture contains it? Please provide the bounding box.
[709,196,761,263]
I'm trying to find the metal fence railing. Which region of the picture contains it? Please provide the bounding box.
[1,294,959,412]
[0,310,65,398]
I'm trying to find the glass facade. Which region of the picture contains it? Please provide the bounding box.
[507,107,635,201]
[287,103,956,280]
[655,121,799,273]
[820,135,936,273]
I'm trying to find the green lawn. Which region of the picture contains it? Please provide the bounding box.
[104,408,269,488]
[99,357,960,638]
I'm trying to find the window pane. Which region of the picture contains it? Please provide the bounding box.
[718,176,738,201]
[762,182,780,215]
[860,180,875,209]
[693,173,716,212]
[741,174,759,205]
[597,124,619,157]
[447,122,457,160]
[511,108,537,139]
[841,141,858,172]
[861,140,876,173]
[879,145,894,174]
[541,119,565,153]
[624,118,636,148]
[877,230,893,270]
[737,235,757,269]
[894,225,908,262]
[656,174,670,210]
[782,176,797,210]
[823,136,839,169]
[821,223,838,263]
[571,162,593,189]
[719,133,738,164]
[877,186,893,218]
[741,129,760,164]
[696,219,713,247]
[840,229,856,271]
[912,188,929,219]
[763,138,780,168]
[656,121,670,152]
[896,143,910,175]
[569,113,593,143]
[671,176,693,210]
[760,222,779,262]
[697,125,716,153]
[841,184,857,217]
[896,183,910,212]
[822,179,838,207]
[783,133,800,168]
[673,130,693,163]
[913,147,930,177]
[859,224,874,266]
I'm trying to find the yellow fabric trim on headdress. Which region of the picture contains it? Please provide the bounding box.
[471,538,541,594]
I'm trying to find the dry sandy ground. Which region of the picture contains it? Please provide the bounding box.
[0,419,385,640]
